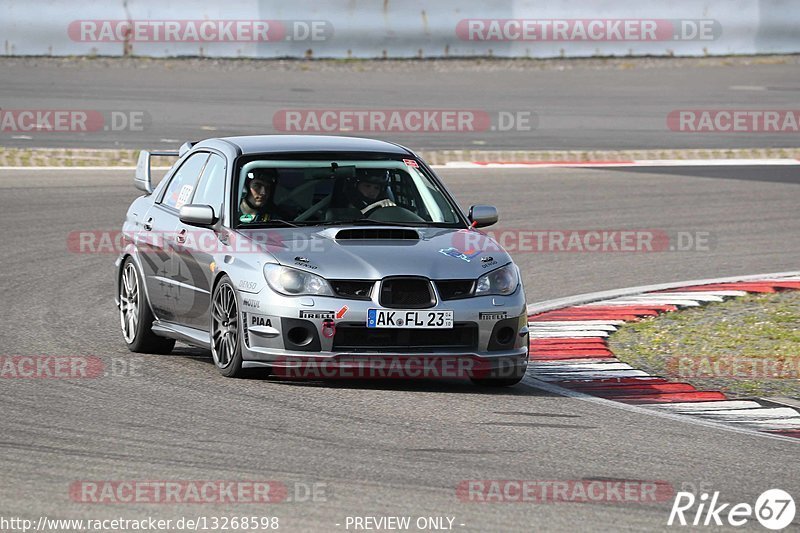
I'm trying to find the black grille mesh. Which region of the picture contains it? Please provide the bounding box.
[380,278,434,308]
[435,280,475,300]
[330,280,374,300]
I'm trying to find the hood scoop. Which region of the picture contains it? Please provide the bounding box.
[334,228,420,241]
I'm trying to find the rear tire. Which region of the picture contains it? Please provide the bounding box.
[210,276,246,378]
[119,257,176,354]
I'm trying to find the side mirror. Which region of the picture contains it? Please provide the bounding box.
[468,204,498,228]
[179,204,217,227]
[135,151,153,194]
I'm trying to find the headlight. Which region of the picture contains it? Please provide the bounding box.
[263,263,334,296]
[475,263,519,296]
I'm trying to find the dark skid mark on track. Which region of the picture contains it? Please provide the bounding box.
[481,422,597,430]
[492,411,582,418]
[407,448,521,455]
[591,165,800,185]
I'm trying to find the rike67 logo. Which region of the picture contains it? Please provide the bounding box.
[668,489,795,530]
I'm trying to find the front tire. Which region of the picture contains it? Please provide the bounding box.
[210,276,246,377]
[119,257,175,354]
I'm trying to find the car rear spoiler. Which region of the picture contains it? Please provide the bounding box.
[135,141,195,194]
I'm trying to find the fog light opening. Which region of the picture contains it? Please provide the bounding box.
[496,326,515,345]
[288,326,313,346]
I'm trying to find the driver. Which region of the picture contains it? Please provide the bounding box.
[346,169,395,214]
[239,168,293,223]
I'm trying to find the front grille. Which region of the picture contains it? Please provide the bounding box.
[330,280,374,300]
[435,280,475,300]
[380,277,435,309]
[335,228,420,240]
[332,323,478,352]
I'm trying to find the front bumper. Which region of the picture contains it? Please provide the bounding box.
[242,352,528,380]
[238,287,529,367]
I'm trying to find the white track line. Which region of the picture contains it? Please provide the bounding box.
[649,400,763,411]
[442,159,800,169]
[645,291,748,298]
[603,293,726,302]
[535,370,651,381]
[528,320,625,327]
[739,419,800,430]
[582,299,702,306]
[532,362,633,371]
[0,166,172,171]
[692,408,800,421]
[527,271,800,316]
[530,331,610,338]
[528,324,619,332]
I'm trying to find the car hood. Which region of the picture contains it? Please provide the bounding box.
[235,226,512,279]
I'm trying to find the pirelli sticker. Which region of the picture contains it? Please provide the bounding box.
[479,311,508,320]
[299,310,335,320]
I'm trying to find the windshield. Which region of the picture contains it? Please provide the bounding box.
[233,158,465,228]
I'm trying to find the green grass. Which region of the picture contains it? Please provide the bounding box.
[609,291,800,399]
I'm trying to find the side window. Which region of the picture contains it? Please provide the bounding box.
[191,154,226,217]
[161,153,209,209]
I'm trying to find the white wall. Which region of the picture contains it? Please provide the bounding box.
[1,0,797,58]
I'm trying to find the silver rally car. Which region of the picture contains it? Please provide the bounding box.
[116,135,529,385]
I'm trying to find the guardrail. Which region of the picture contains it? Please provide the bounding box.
[2,0,798,58]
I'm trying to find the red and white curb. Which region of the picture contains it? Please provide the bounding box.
[442,159,800,169]
[524,272,800,440]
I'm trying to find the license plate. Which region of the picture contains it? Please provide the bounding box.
[367,309,453,329]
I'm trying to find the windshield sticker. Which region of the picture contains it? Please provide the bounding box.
[175,184,193,209]
[403,159,419,168]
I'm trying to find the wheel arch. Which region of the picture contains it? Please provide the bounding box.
[117,253,157,317]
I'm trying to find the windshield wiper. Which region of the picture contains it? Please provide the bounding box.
[239,219,300,228]
[316,219,425,227]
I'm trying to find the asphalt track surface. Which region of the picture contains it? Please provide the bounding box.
[1,165,799,532]
[1,58,799,150]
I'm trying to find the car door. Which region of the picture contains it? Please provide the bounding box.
[171,152,227,330]
[140,152,210,321]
